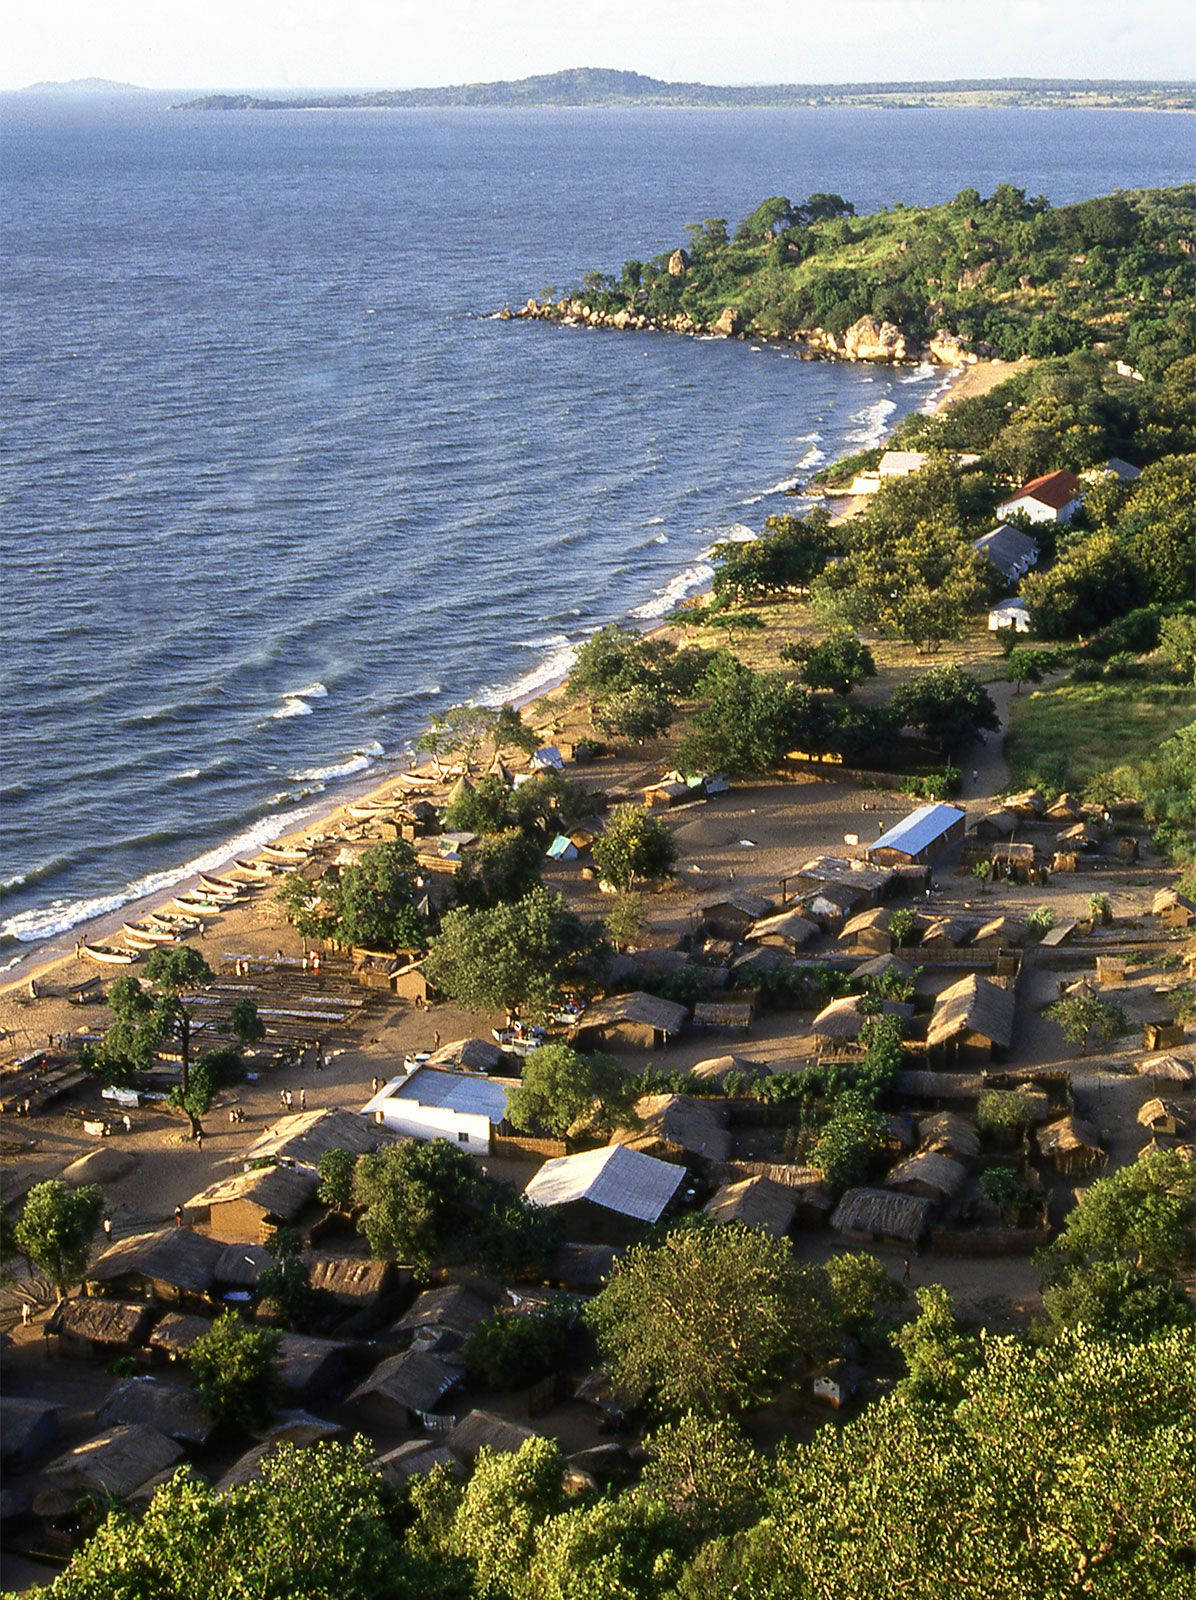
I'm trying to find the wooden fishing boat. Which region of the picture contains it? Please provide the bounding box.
[198,873,244,895]
[171,895,224,917]
[235,857,277,877]
[122,922,179,946]
[147,913,200,934]
[81,943,141,965]
[260,844,308,865]
[193,882,242,903]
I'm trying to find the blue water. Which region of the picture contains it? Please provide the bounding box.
[2,102,1193,952]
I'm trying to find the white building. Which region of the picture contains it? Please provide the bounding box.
[972,525,1039,583]
[877,450,930,477]
[996,469,1083,525]
[362,1066,513,1155]
[988,599,1031,634]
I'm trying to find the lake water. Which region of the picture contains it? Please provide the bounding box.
[2,100,1193,954]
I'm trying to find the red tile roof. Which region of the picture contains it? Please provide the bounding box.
[999,470,1082,511]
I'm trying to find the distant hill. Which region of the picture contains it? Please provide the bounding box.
[21,77,146,94]
[180,67,1196,112]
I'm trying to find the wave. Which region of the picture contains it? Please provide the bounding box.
[646,516,666,525]
[290,742,383,784]
[845,397,898,449]
[271,697,315,720]
[517,633,570,651]
[0,802,320,945]
[481,636,580,709]
[285,680,329,700]
[739,474,803,507]
[0,857,74,899]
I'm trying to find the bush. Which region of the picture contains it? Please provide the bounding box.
[977,1090,1034,1138]
[978,1166,1028,1225]
[187,1312,280,1431]
[462,1307,573,1391]
[1026,906,1055,937]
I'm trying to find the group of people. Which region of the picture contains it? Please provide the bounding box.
[278,1087,308,1113]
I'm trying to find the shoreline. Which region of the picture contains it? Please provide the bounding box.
[0,356,996,1002]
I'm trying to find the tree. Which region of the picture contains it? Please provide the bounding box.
[504,1042,635,1139]
[1039,1147,1196,1280]
[978,1165,1028,1224]
[1039,1259,1195,1341]
[329,840,426,952]
[593,682,675,744]
[425,888,600,1022]
[785,632,877,695]
[1158,610,1196,683]
[679,656,831,776]
[605,889,646,950]
[587,1220,834,1416]
[417,703,497,774]
[571,624,676,698]
[14,1180,104,1301]
[592,804,677,890]
[229,997,265,1047]
[462,1306,572,1391]
[891,665,1000,754]
[825,1251,904,1336]
[1044,993,1127,1055]
[256,1227,316,1330]
[169,1056,219,1140]
[639,1412,765,1538]
[444,773,512,834]
[1021,531,1145,638]
[810,1100,887,1193]
[456,827,542,909]
[317,1147,358,1214]
[1115,453,1196,604]
[143,944,214,1103]
[977,1089,1034,1140]
[276,869,337,942]
[889,907,917,946]
[187,1311,280,1431]
[1005,646,1058,695]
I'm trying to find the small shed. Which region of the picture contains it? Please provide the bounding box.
[696,891,773,940]
[1152,889,1196,930]
[885,1150,968,1206]
[746,910,819,952]
[524,1144,685,1236]
[812,1358,866,1409]
[839,906,893,956]
[1005,789,1045,819]
[921,915,980,948]
[86,1227,224,1305]
[428,1036,505,1074]
[830,1186,932,1247]
[97,1376,215,1448]
[447,1409,540,1465]
[972,808,1018,842]
[971,915,1028,951]
[703,1176,796,1238]
[691,999,754,1032]
[185,1164,319,1243]
[570,991,688,1052]
[372,1439,463,1490]
[347,1349,461,1427]
[895,1070,984,1106]
[1134,1054,1195,1089]
[865,804,966,868]
[689,1053,763,1088]
[1045,792,1082,821]
[1137,1098,1189,1136]
[46,1297,155,1356]
[613,1093,731,1163]
[392,963,433,1005]
[397,1284,496,1348]
[306,1255,397,1317]
[44,1425,183,1502]
[275,1332,352,1400]
[917,1111,981,1161]
[1144,1020,1186,1052]
[988,599,1031,633]
[147,1310,215,1361]
[1037,1115,1105,1176]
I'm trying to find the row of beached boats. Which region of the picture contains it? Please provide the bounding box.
[79,845,314,965]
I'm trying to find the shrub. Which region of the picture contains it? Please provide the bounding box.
[977,1090,1034,1138]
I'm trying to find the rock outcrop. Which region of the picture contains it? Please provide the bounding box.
[927,330,978,366]
[667,248,690,276]
[713,306,743,337]
[841,316,909,362]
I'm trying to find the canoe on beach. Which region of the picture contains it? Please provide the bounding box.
[171,896,225,917]
[198,873,244,895]
[82,943,141,965]
[260,845,309,865]
[147,913,201,934]
[235,858,278,877]
[122,922,182,946]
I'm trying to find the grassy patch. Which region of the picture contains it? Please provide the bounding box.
[1006,678,1196,794]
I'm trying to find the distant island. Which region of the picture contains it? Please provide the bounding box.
[19,77,147,95]
[179,67,1196,112]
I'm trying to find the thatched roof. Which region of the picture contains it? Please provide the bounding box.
[895,1070,984,1103]
[372,1439,463,1489]
[1037,1116,1103,1159]
[148,1311,214,1357]
[917,1111,980,1161]
[213,1416,340,1493]
[98,1376,214,1447]
[245,1108,399,1169]
[885,1150,969,1202]
[613,1094,731,1162]
[1135,1053,1195,1085]
[1138,1098,1189,1131]
[574,991,689,1036]
[60,1146,137,1187]
[47,1297,155,1348]
[1005,789,1045,818]
[1045,792,1082,819]
[1,1397,59,1464]
[704,1176,796,1237]
[1057,821,1101,847]
[88,1227,224,1296]
[921,915,980,946]
[831,1186,932,1245]
[398,1284,495,1336]
[841,906,893,939]
[1153,888,1196,917]
[746,910,818,948]
[973,808,1018,838]
[697,889,772,922]
[428,1036,504,1073]
[553,1242,618,1290]
[45,1425,183,1498]
[447,1409,540,1463]
[851,953,915,984]
[186,1162,318,1222]
[275,1332,348,1396]
[215,1242,273,1288]
[926,974,1015,1050]
[306,1254,393,1306]
[349,1349,460,1415]
[973,915,1029,947]
[813,996,912,1042]
[690,1053,763,1086]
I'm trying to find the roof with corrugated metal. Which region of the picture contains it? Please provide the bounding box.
[869,803,965,858]
[524,1143,684,1222]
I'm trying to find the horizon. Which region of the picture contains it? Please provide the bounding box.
[5,0,1195,93]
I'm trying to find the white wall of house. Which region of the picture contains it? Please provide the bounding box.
[374,1098,495,1153]
[997,493,1082,525]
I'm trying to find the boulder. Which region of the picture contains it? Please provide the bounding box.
[927,330,977,366]
[713,306,743,337]
[667,248,690,277]
[957,258,997,291]
[842,316,908,362]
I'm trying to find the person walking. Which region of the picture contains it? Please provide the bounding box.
[102,1215,113,1239]
[902,1257,911,1284]
[174,1205,183,1228]
[299,1087,307,1112]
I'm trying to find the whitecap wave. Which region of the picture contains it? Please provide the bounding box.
[271,697,314,720]
[285,680,329,700]
[518,633,570,651]
[646,516,666,526]
[291,746,379,784]
[480,637,580,709]
[845,397,898,449]
[631,558,715,619]
[0,802,320,945]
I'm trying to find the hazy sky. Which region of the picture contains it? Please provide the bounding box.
[7,0,1196,91]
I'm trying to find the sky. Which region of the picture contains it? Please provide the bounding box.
[6,0,1196,91]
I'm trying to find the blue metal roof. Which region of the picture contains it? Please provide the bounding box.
[870,803,965,857]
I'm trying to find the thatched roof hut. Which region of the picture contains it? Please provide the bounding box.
[926,974,1015,1058]
[46,1297,155,1353]
[972,915,1029,950]
[1045,792,1082,820]
[397,1284,496,1347]
[213,1417,340,1494]
[613,1094,730,1163]
[245,1108,399,1170]
[44,1425,183,1500]
[812,996,912,1050]
[428,1036,505,1073]
[921,915,981,947]
[830,1186,932,1246]
[275,1332,351,1399]
[696,890,773,939]
[1,1398,60,1470]
[348,1349,460,1424]
[1037,1115,1105,1175]
[1137,1098,1189,1136]
[1134,1053,1195,1087]
[87,1226,224,1303]
[571,991,688,1051]
[885,1150,968,1204]
[60,1146,136,1187]
[1005,789,1045,819]
[746,910,818,952]
[306,1255,397,1312]
[895,1069,984,1105]
[972,808,1018,841]
[372,1440,463,1490]
[839,906,894,955]
[703,1176,796,1238]
[1152,889,1196,928]
[917,1111,980,1161]
[215,1242,273,1290]
[147,1310,214,1360]
[185,1164,318,1243]
[447,1409,540,1464]
[97,1376,214,1447]
[851,953,915,985]
[689,1053,763,1087]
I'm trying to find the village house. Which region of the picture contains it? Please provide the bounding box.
[244,1107,399,1171]
[97,1376,215,1448]
[306,1255,400,1324]
[85,1226,225,1307]
[2,1397,60,1472]
[396,1283,496,1354]
[812,996,913,1054]
[866,804,966,869]
[45,1298,156,1359]
[1037,1115,1105,1176]
[612,1093,731,1164]
[703,1175,797,1238]
[779,855,897,906]
[838,906,894,956]
[275,1331,353,1402]
[446,1409,541,1466]
[362,1065,514,1155]
[925,974,1016,1063]
[830,1186,932,1247]
[43,1425,184,1504]
[1152,889,1196,930]
[184,1163,319,1244]
[988,598,1032,633]
[745,909,819,953]
[884,1150,969,1210]
[523,1143,685,1241]
[696,890,774,940]
[972,524,1039,583]
[995,468,1084,524]
[570,991,688,1052]
[347,1349,461,1429]
[804,879,872,929]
